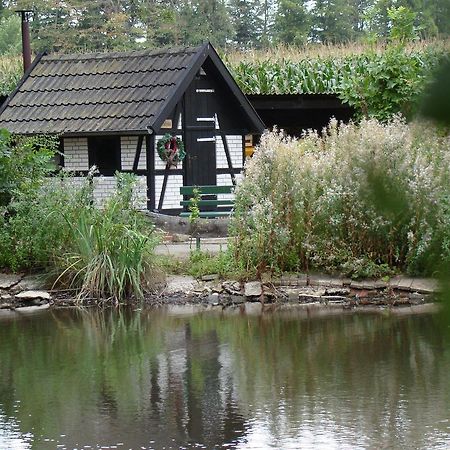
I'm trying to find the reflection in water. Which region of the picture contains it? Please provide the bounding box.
[0,309,449,449]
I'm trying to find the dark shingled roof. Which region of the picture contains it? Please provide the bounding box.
[0,44,218,135]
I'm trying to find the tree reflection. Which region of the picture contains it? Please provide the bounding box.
[0,309,449,449]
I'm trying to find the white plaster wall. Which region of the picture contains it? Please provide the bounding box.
[121,136,146,170]
[155,175,184,210]
[216,135,243,169]
[63,137,89,170]
[65,175,147,210]
[63,137,147,209]
[216,173,243,201]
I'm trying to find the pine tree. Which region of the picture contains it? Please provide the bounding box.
[274,0,310,45]
[228,0,262,48]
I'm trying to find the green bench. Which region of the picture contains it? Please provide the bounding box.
[180,185,234,218]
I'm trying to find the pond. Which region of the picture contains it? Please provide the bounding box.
[0,307,449,449]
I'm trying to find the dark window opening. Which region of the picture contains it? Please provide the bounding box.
[88,136,121,175]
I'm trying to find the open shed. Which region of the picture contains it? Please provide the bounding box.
[247,93,354,137]
[0,43,264,214]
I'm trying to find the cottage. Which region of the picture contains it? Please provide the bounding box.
[0,43,264,214]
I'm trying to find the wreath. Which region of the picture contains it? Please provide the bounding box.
[157,134,186,167]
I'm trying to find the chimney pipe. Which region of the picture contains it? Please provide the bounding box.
[17,10,32,73]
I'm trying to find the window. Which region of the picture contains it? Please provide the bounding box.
[88,136,121,175]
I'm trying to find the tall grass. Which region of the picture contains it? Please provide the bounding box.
[223,39,450,65]
[230,118,450,278]
[56,175,158,301]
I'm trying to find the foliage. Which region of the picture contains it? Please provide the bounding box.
[228,42,447,120]
[187,249,241,279]
[0,54,22,96]
[274,0,310,46]
[230,118,450,278]
[0,129,58,206]
[1,0,448,56]
[0,134,158,300]
[54,174,158,301]
[0,14,21,55]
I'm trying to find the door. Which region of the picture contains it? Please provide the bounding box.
[184,73,217,187]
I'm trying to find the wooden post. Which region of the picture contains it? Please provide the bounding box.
[132,135,144,172]
[157,162,171,211]
[220,132,236,186]
[146,134,155,211]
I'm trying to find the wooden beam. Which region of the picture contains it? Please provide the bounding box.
[132,135,144,172]
[217,115,236,186]
[157,163,171,211]
[146,134,155,211]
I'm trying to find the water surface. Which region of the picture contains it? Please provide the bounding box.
[0,308,449,449]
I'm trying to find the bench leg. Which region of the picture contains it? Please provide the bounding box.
[196,236,201,251]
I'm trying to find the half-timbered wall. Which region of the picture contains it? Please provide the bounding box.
[62,134,244,212]
[61,137,148,210]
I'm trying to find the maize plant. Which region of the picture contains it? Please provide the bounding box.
[0,55,22,97]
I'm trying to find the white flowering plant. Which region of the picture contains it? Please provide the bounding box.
[230,117,450,278]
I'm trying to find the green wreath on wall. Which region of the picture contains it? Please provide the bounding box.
[157,134,186,167]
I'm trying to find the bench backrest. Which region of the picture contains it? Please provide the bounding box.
[180,185,234,196]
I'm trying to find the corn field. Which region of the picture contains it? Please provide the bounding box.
[0,55,22,97]
[225,44,447,96]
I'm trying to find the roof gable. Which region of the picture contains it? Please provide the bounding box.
[0,43,264,136]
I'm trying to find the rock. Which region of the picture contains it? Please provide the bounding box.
[13,275,47,292]
[350,280,387,290]
[0,273,22,289]
[280,273,307,287]
[230,295,244,304]
[309,275,343,288]
[410,278,439,294]
[244,281,262,297]
[325,287,350,296]
[388,276,414,291]
[298,293,322,303]
[202,274,219,282]
[15,290,51,301]
[408,293,425,305]
[15,304,51,314]
[164,275,197,294]
[222,281,242,295]
[207,293,220,306]
[321,295,348,303]
[285,288,301,302]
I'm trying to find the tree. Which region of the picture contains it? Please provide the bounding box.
[274,0,310,45]
[311,0,357,43]
[177,0,234,47]
[0,14,21,55]
[228,0,262,48]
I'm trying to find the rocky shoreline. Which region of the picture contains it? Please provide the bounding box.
[0,272,440,315]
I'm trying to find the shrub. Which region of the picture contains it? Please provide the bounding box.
[0,133,159,301]
[230,118,450,278]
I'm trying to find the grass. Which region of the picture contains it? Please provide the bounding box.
[157,248,246,280]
